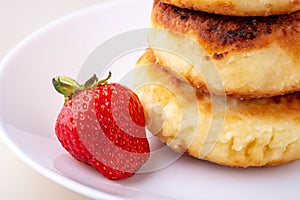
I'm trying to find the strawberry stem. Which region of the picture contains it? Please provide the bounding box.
[96,71,112,86]
[52,76,81,101]
[53,72,112,102]
[83,74,98,88]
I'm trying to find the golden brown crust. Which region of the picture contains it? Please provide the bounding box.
[149,1,300,98]
[152,0,300,54]
[160,0,300,16]
[135,49,300,167]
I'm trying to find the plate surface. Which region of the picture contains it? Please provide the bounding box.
[0,0,300,199]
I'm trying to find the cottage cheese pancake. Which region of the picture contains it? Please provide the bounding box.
[149,1,300,98]
[135,49,300,167]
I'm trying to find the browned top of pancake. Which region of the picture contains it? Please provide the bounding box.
[152,0,300,53]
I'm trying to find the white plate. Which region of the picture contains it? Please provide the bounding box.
[1,0,300,199]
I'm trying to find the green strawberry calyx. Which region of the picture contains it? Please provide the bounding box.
[52,72,112,102]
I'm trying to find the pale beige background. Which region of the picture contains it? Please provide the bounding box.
[0,1,109,199]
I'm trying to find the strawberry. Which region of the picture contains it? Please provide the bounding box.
[52,72,150,180]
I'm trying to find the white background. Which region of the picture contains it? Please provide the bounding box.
[0,1,108,199]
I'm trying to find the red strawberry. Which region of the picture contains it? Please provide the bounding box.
[53,72,150,180]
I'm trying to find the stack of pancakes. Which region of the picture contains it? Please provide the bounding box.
[135,0,300,167]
